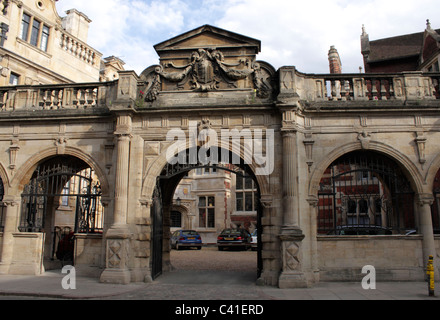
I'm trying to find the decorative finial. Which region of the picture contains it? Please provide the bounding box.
[427,19,432,30]
[362,24,367,36]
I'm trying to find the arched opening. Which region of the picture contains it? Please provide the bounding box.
[317,150,415,235]
[431,168,440,234]
[150,148,263,283]
[19,155,103,269]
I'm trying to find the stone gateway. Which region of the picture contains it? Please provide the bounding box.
[0,24,439,288]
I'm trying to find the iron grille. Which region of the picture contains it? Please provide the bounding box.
[19,164,103,233]
[318,151,415,235]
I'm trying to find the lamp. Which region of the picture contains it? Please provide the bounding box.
[176,197,181,206]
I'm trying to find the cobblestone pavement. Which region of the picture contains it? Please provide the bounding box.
[170,246,258,271]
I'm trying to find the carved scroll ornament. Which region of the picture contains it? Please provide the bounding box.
[140,48,274,102]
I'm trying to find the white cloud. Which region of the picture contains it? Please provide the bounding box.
[56,0,440,75]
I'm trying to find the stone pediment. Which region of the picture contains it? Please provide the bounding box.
[139,25,276,106]
[154,25,261,54]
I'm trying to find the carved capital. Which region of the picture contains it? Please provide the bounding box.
[417,193,434,207]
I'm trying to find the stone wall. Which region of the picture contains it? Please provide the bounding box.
[318,236,424,281]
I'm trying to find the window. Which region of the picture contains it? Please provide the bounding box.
[19,12,50,52]
[30,19,40,46]
[346,198,370,225]
[40,25,50,51]
[198,196,215,228]
[9,73,19,85]
[20,13,31,41]
[61,181,70,206]
[236,175,257,212]
[170,211,182,228]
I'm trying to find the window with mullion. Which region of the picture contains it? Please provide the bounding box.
[198,196,215,228]
[20,13,31,41]
[30,19,40,46]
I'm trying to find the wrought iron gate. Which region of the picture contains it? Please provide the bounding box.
[151,183,163,280]
[318,151,415,235]
[19,163,102,233]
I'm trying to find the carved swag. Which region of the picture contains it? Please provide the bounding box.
[140,48,274,102]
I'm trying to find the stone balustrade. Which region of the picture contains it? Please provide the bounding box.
[60,32,100,66]
[0,71,439,112]
[303,72,440,102]
[0,82,114,111]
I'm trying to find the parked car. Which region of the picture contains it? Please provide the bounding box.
[217,228,251,251]
[171,230,202,250]
[327,225,392,235]
[250,229,258,251]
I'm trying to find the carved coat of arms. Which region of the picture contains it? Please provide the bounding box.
[140,48,274,102]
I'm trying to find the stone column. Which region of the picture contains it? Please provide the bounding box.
[100,115,133,284]
[281,130,299,230]
[417,193,437,276]
[0,196,20,274]
[307,196,320,284]
[278,129,308,288]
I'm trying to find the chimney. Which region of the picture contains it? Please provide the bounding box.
[62,9,91,43]
[328,46,342,74]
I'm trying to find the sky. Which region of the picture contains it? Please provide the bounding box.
[56,0,440,75]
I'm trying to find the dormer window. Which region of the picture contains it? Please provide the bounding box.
[19,12,50,52]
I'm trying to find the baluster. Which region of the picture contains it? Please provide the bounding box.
[84,89,90,108]
[50,90,56,108]
[371,78,378,100]
[57,90,63,109]
[1,91,7,110]
[42,89,48,109]
[92,88,97,106]
[76,89,82,108]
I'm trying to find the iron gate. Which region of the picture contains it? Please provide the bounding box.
[318,151,415,235]
[19,163,102,233]
[151,183,163,280]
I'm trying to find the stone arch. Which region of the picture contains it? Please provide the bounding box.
[11,146,110,197]
[308,141,424,198]
[141,138,271,200]
[0,161,10,194]
[425,152,440,191]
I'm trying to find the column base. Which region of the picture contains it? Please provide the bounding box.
[100,268,131,285]
[279,271,310,289]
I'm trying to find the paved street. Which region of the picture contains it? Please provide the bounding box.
[0,247,438,302]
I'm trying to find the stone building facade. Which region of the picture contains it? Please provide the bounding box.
[0,22,439,289]
[0,0,124,86]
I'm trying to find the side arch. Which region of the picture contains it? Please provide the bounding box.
[308,141,425,198]
[11,146,110,197]
[425,152,440,191]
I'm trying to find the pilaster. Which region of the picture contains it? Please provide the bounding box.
[417,193,437,277]
[100,114,133,284]
[0,196,20,274]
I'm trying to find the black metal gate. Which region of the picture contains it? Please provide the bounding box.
[151,183,163,280]
[19,163,102,233]
[318,151,415,235]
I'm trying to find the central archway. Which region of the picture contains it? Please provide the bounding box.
[148,147,264,282]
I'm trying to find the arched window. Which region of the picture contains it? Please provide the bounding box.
[318,151,415,235]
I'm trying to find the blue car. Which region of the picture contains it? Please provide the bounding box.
[171,230,202,250]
